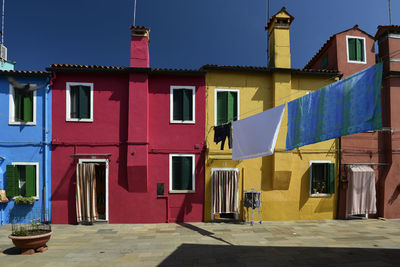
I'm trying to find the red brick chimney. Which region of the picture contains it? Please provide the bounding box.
[130,26,150,68]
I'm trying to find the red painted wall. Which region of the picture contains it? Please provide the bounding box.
[51,71,206,224]
[308,28,379,219]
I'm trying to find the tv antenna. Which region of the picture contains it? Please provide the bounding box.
[133,0,137,26]
[1,0,5,44]
[388,0,392,25]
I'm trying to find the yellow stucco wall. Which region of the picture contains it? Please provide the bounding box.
[204,71,339,222]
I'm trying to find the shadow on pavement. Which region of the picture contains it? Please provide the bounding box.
[177,223,233,246]
[2,246,21,255]
[158,243,400,266]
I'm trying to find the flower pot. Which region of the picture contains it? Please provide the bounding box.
[9,231,53,255]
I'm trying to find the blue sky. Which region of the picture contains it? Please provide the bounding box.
[3,0,400,70]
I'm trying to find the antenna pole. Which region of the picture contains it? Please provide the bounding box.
[267,0,270,66]
[133,0,137,26]
[1,0,5,44]
[389,0,392,25]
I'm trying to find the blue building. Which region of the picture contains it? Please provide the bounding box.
[0,70,51,225]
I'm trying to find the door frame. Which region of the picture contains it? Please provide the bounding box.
[210,168,239,221]
[78,158,109,221]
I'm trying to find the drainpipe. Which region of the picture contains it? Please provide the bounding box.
[43,82,50,221]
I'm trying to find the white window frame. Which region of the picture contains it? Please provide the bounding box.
[78,158,109,221]
[169,154,195,193]
[9,84,37,125]
[309,160,332,197]
[346,35,367,64]
[11,162,40,199]
[66,82,94,122]
[170,85,196,124]
[214,88,240,126]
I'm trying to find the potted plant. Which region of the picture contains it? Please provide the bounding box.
[14,196,36,205]
[8,217,53,255]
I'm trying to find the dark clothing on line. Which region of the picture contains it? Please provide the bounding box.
[214,123,232,150]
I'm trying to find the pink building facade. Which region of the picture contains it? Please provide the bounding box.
[50,26,205,224]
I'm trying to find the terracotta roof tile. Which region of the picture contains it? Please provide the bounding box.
[0,69,50,76]
[201,64,340,76]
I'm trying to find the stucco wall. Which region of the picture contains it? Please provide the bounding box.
[204,71,339,222]
[0,75,51,225]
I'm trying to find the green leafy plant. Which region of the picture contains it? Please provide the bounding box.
[12,226,27,236]
[14,196,36,205]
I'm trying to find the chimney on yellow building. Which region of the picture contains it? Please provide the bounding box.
[266,7,294,68]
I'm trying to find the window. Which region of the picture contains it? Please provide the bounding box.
[169,154,195,193]
[321,53,328,69]
[9,86,36,125]
[170,86,195,123]
[6,163,39,198]
[309,161,335,196]
[346,36,366,64]
[215,89,240,126]
[66,82,93,122]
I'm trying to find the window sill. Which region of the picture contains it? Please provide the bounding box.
[66,118,93,122]
[169,190,195,194]
[310,193,331,198]
[170,120,195,124]
[347,60,367,64]
[9,121,36,126]
[12,196,39,200]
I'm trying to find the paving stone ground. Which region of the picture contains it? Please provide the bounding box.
[1,219,400,266]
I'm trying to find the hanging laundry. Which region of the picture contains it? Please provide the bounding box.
[214,122,232,150]
[286,63,383,151]
[232,104,285,160]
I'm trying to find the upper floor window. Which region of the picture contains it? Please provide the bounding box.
[6,163,39,198]
[9,86,36,125]
[215,89,240,126]
[321,53,328,69]
[346,36,366,64]
[66,82,93,122]
[309,161,335,197]
[170,86,195,124]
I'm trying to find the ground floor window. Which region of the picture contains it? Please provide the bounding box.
[169,154,195,193]
[310,161,335,196]
[6,163,38,197]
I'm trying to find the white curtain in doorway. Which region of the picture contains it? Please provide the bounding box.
[76,163,98,223]
[212,170,238,214]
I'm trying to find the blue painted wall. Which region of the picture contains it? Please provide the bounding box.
[0,74,51,225]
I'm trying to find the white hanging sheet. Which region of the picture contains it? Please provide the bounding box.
[232,104,285,161]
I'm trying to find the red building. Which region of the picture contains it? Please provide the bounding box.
[375,25,400,219]
[50,26,205,224]
[306,25,400,219]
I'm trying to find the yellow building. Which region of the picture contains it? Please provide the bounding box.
[202,8,341,222]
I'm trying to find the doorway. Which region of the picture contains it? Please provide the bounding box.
[211,168,239,221]
[78,158,109,222]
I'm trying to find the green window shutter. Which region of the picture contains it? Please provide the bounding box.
[172,157,182,190]
[14,91,23,121]
[227,92,238,122]
[79,86,90,119]
[23,92,33,122]
[348,38,356,61]
[356,39,364,61]
[321,54,328,69]
[6,165,18,197]
[180,157,192,190]
[182,89,193,121]
[327,163,335,194]
[217,92,227,125]
[70,86,79,118]
[25,165,36,197]
[173,89,183,120]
